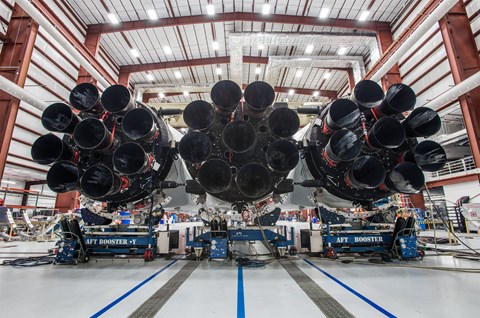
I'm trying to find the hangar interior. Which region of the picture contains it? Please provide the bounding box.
[0,0,480,317]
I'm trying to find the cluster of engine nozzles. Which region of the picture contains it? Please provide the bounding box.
[178,80,300,198]
[31,83,163,199]
[316,80,446,194]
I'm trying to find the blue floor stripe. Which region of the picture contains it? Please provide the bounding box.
[90,260,178,317]
[304,259,396,318]
[237,266,245,318]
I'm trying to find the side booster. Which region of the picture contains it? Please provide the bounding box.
[31,83,173,206]
[303,80,446,204]
[180,80,300,202]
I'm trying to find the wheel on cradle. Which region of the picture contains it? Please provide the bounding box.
[81,254,90,263]
[326,248,337,259]
[417,248,425,260]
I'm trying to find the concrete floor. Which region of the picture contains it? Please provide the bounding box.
[1,233,480,318]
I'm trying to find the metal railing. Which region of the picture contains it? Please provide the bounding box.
[425,156,476,181]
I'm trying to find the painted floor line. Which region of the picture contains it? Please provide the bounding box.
[304,259,396,318]
[237,266,245,318]
[90,259,178,318]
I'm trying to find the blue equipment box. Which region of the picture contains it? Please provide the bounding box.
[55,239,77,264]
[210,238,228,259]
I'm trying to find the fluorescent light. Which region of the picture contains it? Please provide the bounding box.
[174,71,182,79]
[146,73,154,81]
[305,44,314,54]
[130,48,139,57]
[288,89,294,95]
[313,91,319,97]
[108,13,119,24]
[295,70,303,77]
[1,180,16,185]
[216,68,222,75]
[337,47,347,55]
[147,9,158,20]
[262,3,270,15]
[255,67,261,74]
[158,92,165,98]
[319,8,330,19]
[258,44,265,50]
[163,46,172,55]
[207,4,215,15]
[183,91,189,97]
[358,10,370,21]
[323,72,331,79]
[212,41,219,50]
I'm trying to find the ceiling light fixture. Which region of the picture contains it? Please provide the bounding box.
[305,44,314,54]
[212,41,219,50]
[295,70,303,77]
[130,48,140,57]
[158,92,165,98]
[337,47,348,55]
[163,46,172,55]
[183,91,189,97]
[255,67,261,74]
[313,91,319,97]
[258,44,265,50]
[1,180,16,185]
[207,4,215,15]
[175,71,182,79]
[262,3,270,15]
[319,8,330,19]
[107,13,119,24]
[358,11,370,21]
[146,73,154,81]
[323,72,331,79]
[147,9,158,20]
[216,68,222,75]
[288,89,294,95]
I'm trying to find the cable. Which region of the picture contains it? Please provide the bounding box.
[424,185,480,255]
[2,255,53,267]
[235,257,267,268]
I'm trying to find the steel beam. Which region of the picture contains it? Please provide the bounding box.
[77,25,102,84]
[0,4,38,182]
[375,25,402,89]
[439,1,480,168]
[89,12,390,34]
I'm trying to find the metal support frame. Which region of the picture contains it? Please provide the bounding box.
[375,26,402,89]
[0,4,38,182]
[77,26,102,84]
[439,1,480,168]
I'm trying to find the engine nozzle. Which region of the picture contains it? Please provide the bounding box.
[47,161,80,193]
[375,83,416,116]
[324,99,360,131]
[81,164,121,199]
[211,80,243,112]
[266,139,299,173]
[101,84,134,114]
[404,140,447,172]
[113,142,151,175]
[324,129,362,164]
[367,117,406,149]
[222,121,257,153]
[384,162,425,194]
[179,131,212,163]
[244,81,275,114]
[350,80,385,109]
[403,107,441,137]
[236,163,271,198]
[183,100,215,130]
[31,134,74,164]
[41,103,80,134]
[198,159,232,193]
[69,83,102,113]
[122,108,158,141]
[346,155,386,189]
[73,118,113,150]
[268,107,300,138]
